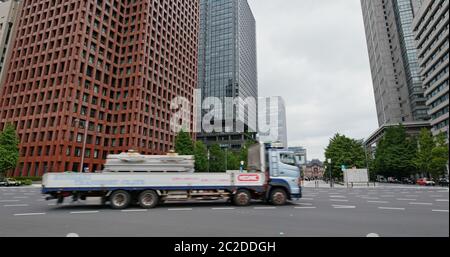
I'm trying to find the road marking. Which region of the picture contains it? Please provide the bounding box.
[332,205,356,209]
[212,207,236,210]
[168,208,193,211]
[432,209,449,213]
[4,204,29,207]
[301,198,314,201]
[430,195,443,198]
[362,197,380,200]
[66,233,80,237]
[48,203,56,206]
[13,196,28,199]
[121,209,148,212]
[367,201,389,204]
[367,233,380,237]
[330,199,349,202]
[0,200,20,202]
[295,203,313,206]
[380,195,395,197]
[329,195,346,198]
[295,206,317,209]
[378,207,405,210]
[396,198,416,201]
[254,207,277,210]
[36,199,46,202]
[14,213,46,216]
[70,211,100,214]
[409,202,433,205]
[435,199,449,202]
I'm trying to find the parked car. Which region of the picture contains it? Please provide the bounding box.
[0,178,22,187]
[416,178,435,186]
[376,176,387,183]
[401,178,415,184]
[438,178,449,187]
[387,177,401,184]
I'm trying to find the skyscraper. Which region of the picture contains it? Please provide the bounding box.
[361,0,429,127]
[0,0,199,176]
[0,0,20,83]
[412,0,449,138]
[197,0,258,150]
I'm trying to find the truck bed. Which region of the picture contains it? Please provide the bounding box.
[42,171,266,193]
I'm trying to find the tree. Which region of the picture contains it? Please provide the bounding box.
[324,134,366,180]
[209,144,226,172]
[0,124,20,177]
[225,150,240,170]
[414,129,435,176]
[174,130,194,155]
[193,141,208,172]
[430,132,449,181]
[373,125,417,178]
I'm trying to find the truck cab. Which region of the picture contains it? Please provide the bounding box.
[248,143,302,205]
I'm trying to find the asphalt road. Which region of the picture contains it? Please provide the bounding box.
[0,184,448,237]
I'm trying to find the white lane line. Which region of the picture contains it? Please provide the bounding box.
[254,207,277,210]
[14,213,46,216]
[168,208,193,211]
[295,206,317,209]
[66,233,80,237]
[121,209,148,212]
[361,197,380,200]
[332,205,356,209]
[367,233,380,237]
[0,200,20,202]
[212,207,236,210]
[301,198,314,201]
[430,195,443,198]
[4,204,29,207]
[36,199,46,202]
[397,198,416,201]
[432,209,449,213]
[70,211,100,214]
[48,203,56,206]
[435,199,449,202]
[13,196,28,199]
[437,190,449,193]
[380,195,395,198]
[330,199,349,202]
[409,202,433,206]
[378,207,405,210]
[367,201,389,204]
[329,195,346,198]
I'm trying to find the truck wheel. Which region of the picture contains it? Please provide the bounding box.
[110,190,131,209]
[270,189,287,206]
[138,190,159,209]
[233,189,251,206]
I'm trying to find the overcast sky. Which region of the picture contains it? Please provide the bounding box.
[248,0,379,161]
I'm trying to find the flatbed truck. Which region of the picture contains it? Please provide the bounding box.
[42,143,302,209]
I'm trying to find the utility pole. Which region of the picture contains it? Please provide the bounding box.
[328,158,332,188]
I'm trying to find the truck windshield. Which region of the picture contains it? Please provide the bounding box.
[280,153,296,166]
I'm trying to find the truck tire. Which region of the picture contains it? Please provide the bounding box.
[110,190,131,209]
[138,190,159,209]
[233,189,251,206]
[270,188,287,206]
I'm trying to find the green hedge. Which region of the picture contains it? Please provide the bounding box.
[20,179,33,186]
[13,176,42,182]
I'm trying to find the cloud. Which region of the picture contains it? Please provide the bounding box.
[248,0,378,160]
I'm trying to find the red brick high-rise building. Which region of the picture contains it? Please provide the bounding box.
[0,0,199,176]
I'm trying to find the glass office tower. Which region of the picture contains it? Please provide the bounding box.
[197,0,258,150]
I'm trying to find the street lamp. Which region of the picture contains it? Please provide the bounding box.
[74,119,89,173]
[327,158,332,188]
